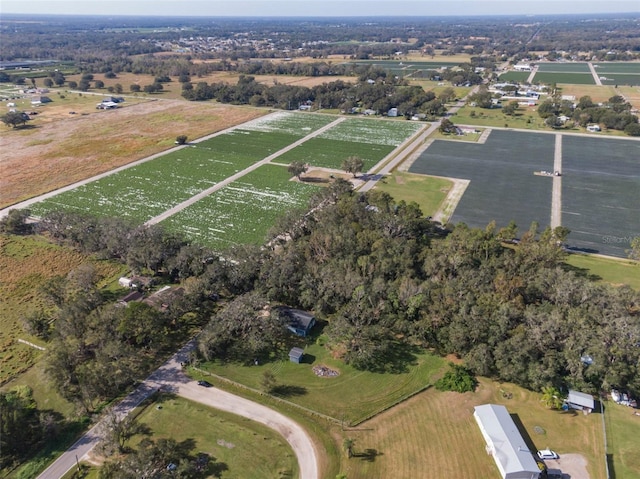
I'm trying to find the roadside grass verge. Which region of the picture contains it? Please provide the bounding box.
[340,378,607,479]
[198,341,445,426]
[160,164,319,251]
[564,254,640,290]
[372,171,452,217]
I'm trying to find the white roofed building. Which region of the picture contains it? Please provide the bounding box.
[474,404,540,479]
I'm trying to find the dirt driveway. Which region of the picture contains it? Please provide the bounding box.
[544,454,590,479]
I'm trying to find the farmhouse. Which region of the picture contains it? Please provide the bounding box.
[566,390,595,414]
[281,308,316,337]
[474,404,540,479]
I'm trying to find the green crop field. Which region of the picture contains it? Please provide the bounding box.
[600,74,640,86]
[160,164,319,251]
[276,117,423,169]
[533,72,596,85]
[499,71,531,82]
[592,63,640,74]
[536,62,592,73]
[29,129,299,223]
[240,110,337,136]
[276,137,396,170]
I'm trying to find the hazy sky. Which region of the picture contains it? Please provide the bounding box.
[1,0,639,17]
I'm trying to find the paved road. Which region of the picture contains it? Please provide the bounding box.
[36,339,319,479]
[551,134,563,228]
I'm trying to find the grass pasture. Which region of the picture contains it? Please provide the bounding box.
[450,105,542,129]
[409,129,555,232]
[160,164,319,250]
[201,342,445,426]
[340,378,607,479]
[499,71,531,83]
[561,136,640,257]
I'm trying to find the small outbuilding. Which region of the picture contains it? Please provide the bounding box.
[566,390,595,414]
[474,404,540,479]
[289,347,304,364]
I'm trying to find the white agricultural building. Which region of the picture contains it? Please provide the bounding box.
[474,404,540,479]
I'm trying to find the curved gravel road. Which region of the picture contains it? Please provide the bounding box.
[36,339,319,479]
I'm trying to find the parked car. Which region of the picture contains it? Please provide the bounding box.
[537,449,559,460]
[197,380,213,388]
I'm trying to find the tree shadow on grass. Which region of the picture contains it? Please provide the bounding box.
[561,262,602,282]
[366,341,421,374]
[272,384,308,397]
[354,448,382,462]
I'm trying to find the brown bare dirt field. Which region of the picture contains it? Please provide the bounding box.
[338,378,605,479]
[0,99,265,208]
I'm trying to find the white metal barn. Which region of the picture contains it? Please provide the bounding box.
[474,404,540,479]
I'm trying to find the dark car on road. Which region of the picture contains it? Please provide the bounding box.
[197,380,213,387]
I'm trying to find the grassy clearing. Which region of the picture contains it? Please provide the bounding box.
[564,254,640,290]
[373,171,452,217]
[131,395,299,479]
[499,71,531,83]
[200,340,445,426]
[556,84,618,103]
[340,378,607,479]
[451,106,544,129]
[161,164,320,251]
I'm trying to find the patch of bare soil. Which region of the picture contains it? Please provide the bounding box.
[0,100,264,208]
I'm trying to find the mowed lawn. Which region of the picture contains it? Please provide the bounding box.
[201,342,446,426]
[131,395,299,479]
[561,135,640,257]
[341,378,607,479]
[409,129,555,232]
[564,254,640,290]
[160,164,319,251]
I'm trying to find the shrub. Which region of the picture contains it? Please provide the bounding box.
[435,363,477,393]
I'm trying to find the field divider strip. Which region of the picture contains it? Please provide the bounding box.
[145,117,347,226]
[551,133,562,228]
